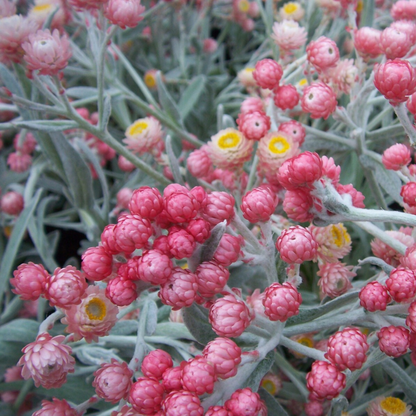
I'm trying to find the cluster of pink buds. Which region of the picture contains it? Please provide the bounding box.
[7,131,37,173]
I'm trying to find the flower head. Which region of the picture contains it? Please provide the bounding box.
[367,396,413,416]
[271,20,307,52]
[123,117,163,155]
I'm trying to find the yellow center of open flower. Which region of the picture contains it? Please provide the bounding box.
[144,73,157,88]
[238,0,250,12]
[268,136,290,155]
[298,78,308,87]
[129,121,149,136]
[380,397,407,415]
[261,379,278,395]
[85,297,107,321]
[297,336,314,348]
[32,4,52,12]
[283,2,299,14]
[330,224,351,247]
[217,132,241,149]
[245,68,255,73]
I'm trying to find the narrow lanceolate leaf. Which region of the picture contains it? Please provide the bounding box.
[99,94,112,131]
[245,351,274,391]
[166,135,184,185]
[156,72,183,127]
[13,120,78,132]
[258,388,290,416]
[178,75,206,118]
[182,303,216,345]
[0,189,42,301]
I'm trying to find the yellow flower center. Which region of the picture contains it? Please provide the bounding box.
[85,297,107,321]
[217,132,241,149]
[32,4,52,12]
[245,68,255,73]
[128,121,149,136]
[330,224,351,247]
[298,78,308,87]
[380,397,407,415]
[283,2,299,14]
[238,0,250,12]
[356,0,363,13]
[297,336,314,348]
[261,379,278,395]
[268,136,290,155]
[144,73,157,88]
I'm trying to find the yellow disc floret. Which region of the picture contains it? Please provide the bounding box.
[380,397,407,415]
[218,131,241,149]
[85,297,107,321]
[32,3,52,12]
[128,121,149,136]
[238,0,250,13]
[330,223,351,248]
[268,136,290,155]
[283,2,299,14]
[144,72,157,88]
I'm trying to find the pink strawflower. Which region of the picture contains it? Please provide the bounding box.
[371,231,414,266]
[224,388,263,416]
[380,27,412,60]
[325,327,369,370]
[301,82,337,119]
[10,262,49,301]
[213,233,241,267]
[400,243,416,270]
[378,326,410,358]
[123,117,163,155]
[382,143,411,171]
[253,59,283,90]
[13,132,37,154]
[18,333,75,389]
[407,92,416,115]
[391,20,416,44]
[359,281,391,312]
[209,294,252,337]
[162,366,183,392]
[186,218,211,243]
[129,186,163,220]
[190,186,208,207]
[401,182,416,207]
[386,266,416,303]
[81,245,113,281]
[118,155,135,172]
[205,406,231,416]
[283,188,314,222]
[106,276,138,306]
[278,120,306,146]
[45,266,88,309]
[114,214,153,254]
[274,84,300,110]
[62,285,119,343]
[159,267,198,310]
[203,38,218,53]
[161,390,204,416]
[263,282,302,321]
[0,0,16,18]
[306,360,346,400]
[187,146,213,179]
[116,188,133,210]
[201,191,235,225]
[236,110,271,141]
[276,226,318,264]
[271,20,307,52]
[321,155,341,184]
[137,249,173,285]
[105,0,145,29]
[22,29,71,75]
[367,396,413,416]
[336,183,365,208]
[33,398,80,416]
[167,229,196,259]
[164,189,199,223]
[407,301,416,332]
[328,58,358,95]
[110,404,142,416]
[354,27,382,59]
[101,224,122,255]
[128,377,164,415]
[181,356,217,395]
[392,0,416,20]
[93,359,133,403]
[203,337,242,379]
[1,191,24,216]
[306,36,340,73]
[374,59,416,106]
[0,15,39,64]
[304,401,324,416]
[7,152,32,172]
[142,349,173,380]
[241,185,278,223]
[240,97,264,114]
[195,261,229,298]
[317,262,355,298]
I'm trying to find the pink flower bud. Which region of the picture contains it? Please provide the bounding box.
[93,359,133,403]
[278,120,305,146]
[186,218,211,243]
[276,226,318,264]
[168,229,196,259]
[106,276,138,306]
[137,249,173,285]
[224,388,263,416]
[129,186,163,220]
[1,191,24,216]
[45,266,88,309]
[7,152,32,172]
[273,84,300,110]
[378,326,410,358]
[142,349,173,380]
[187,146,213,179]
[18,333,75,389]
[354,27,382,59]
[161,390,204,415]
[359,281,391,312]
[114,214,153,254]
[162,366,183,392]
[253,59,283,90]
[241,185,278,223]
[386,266,416,303]
[10,262,49,301]
[282,188,314,223]
[374,59,416,106]
[101,224,122,255]
[325,327,369,371]
[301,82,337,119]
[128,377,164,414]
[263,282,302,321]
[195,261,230,298]
[203,38,218,53]
[116,188,133,210]
[335,183,366,208]
[201,192,235,225]
[240,97,264,114]
[164,190,200,223]
[306,36,340,73]
[236,110,271,141]
[407,92,416,115]
[306,360,346,400]
[380,27,413,60]
[181,356,217,395]
[105,0,145,29]
[81,246,113,281]
[401,182,416,207]
[118,155,135,172]
[209,295,252,337]
[159,267,198,310]
[213,233,241,267]
[203,337,242,379]
[205,406,231,416]
[317,262,355,299]
[391,0,416,21]
[382,143,411,171]
[33,398,79,416]
[22,29,71,76]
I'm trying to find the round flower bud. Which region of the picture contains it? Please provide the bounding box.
[10,262,49,301]
[378,326,410,358]
[263,282,302,321]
